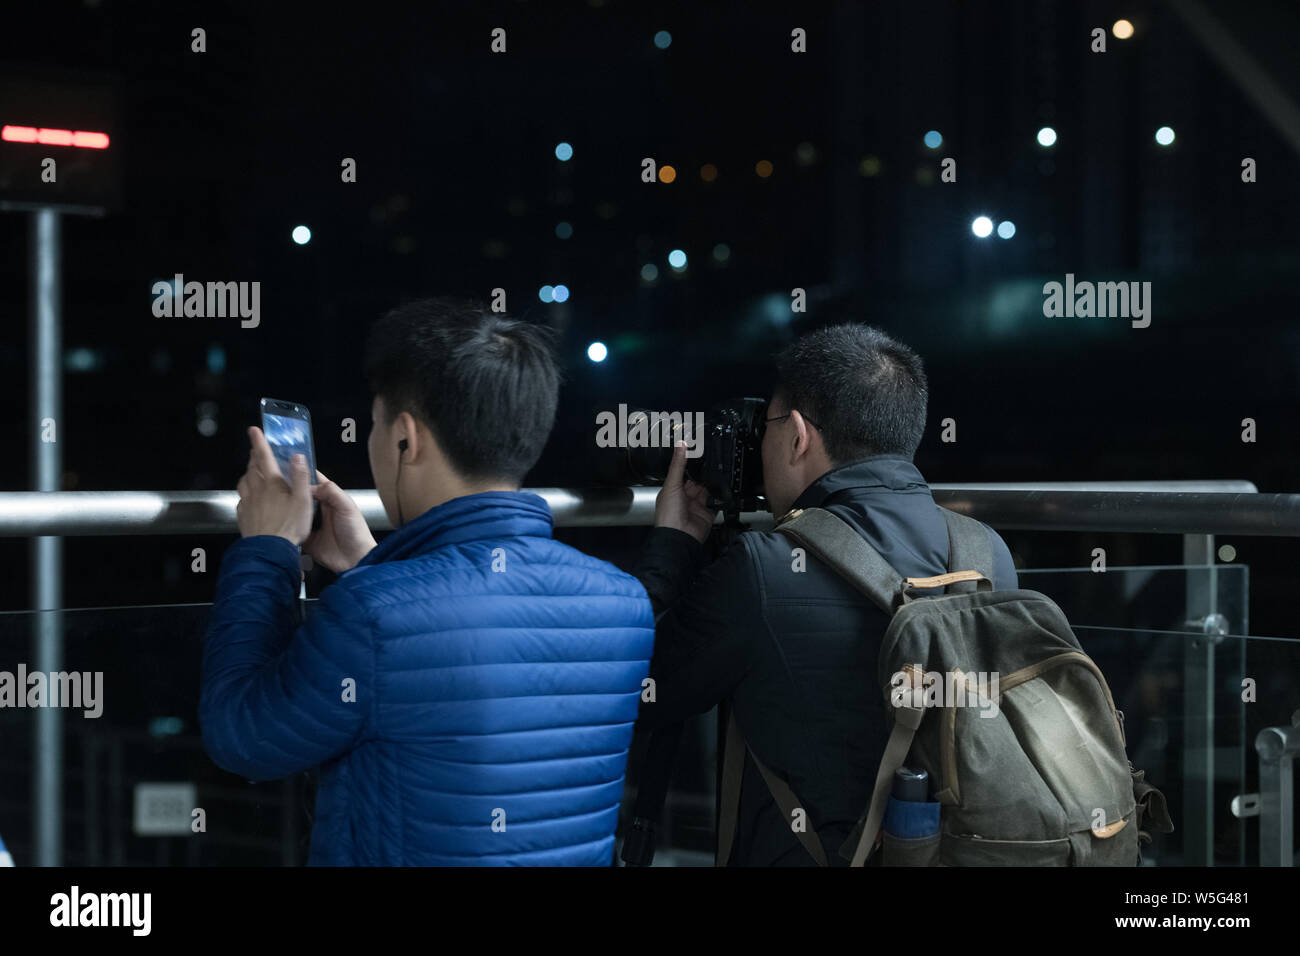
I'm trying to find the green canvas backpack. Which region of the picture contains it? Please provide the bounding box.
[718,504,1173,866]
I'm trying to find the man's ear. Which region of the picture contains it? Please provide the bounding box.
[788,410,813,465]
[395,410,421,460]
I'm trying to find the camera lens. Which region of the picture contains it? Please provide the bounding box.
[624,409,679,483]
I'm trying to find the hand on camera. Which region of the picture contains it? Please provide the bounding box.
[654,441,717,544]
[236,427,314,546]
[304,470,378,572]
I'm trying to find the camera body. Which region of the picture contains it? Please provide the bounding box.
[625,397,768,518]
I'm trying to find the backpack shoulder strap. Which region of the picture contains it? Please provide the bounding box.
[938,507,997,594]
[841,685,926,866]
[774,507,902,615]
[717,709,829,867]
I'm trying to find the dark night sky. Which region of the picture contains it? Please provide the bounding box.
[2,0,1299,636]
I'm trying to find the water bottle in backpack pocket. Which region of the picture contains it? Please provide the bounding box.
[880,767,941,866]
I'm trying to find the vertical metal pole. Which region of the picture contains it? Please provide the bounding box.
[1255,725,1295,866]
[1183,533,1215,865]
[30,208,63,867]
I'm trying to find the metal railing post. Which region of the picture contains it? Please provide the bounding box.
[29,208,64,867]
[1182,533,1217,866]
[1256,719,1298,866]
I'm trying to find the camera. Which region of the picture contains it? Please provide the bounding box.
[624,397,768,519]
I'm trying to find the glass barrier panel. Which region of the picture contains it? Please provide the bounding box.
[2,597,1294,867]
[1017,565,1249,637]
[0,603,310,866]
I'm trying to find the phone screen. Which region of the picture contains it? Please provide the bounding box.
[260,398,318,488]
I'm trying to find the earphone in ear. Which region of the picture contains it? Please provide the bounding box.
[395,439,409,525]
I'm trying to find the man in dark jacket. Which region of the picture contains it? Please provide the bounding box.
[634,323,1017,866]
[200,298,655,865]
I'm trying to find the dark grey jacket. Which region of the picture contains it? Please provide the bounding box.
[633,456,1017,866]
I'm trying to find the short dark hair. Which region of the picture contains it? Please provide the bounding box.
[774,324,929,463]
[363,297,560,482]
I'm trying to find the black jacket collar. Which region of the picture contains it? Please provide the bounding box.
[790,455,929,512]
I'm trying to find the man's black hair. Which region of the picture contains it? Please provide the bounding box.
[363,297,560,483]
[774,323,929,463]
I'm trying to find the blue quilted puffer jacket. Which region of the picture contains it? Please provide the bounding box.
[200,491,655,865]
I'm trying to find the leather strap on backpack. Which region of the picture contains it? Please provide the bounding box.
[937,508,996,592]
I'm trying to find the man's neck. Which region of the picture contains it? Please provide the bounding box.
[404,480,520,520]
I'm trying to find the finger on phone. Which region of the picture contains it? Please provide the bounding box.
[290,454,311,497]
[314,477,355,512]
[248,426,280,476]
[311,470,332,498]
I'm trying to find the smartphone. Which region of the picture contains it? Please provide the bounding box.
[259,397,318,495]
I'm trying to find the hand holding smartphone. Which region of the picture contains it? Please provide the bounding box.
[260,397,319,522]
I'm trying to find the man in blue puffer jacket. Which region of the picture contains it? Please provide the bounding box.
[200,298,655,865]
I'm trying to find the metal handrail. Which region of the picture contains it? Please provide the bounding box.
[3,481,1299,537]
[2,479,1294,870]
